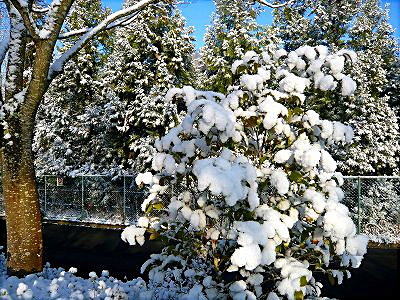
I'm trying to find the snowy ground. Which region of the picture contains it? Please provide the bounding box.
[0,247,151,300]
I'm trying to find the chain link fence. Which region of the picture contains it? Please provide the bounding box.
[341,176,400,243]
[0,175,144,225]
[0,176,399,242]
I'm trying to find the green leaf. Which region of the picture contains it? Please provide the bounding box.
[259,155,268,165]
[300,275,308,287]
[149,232,159,240]
[145,204,153,214]
[258,180,268,191]
[153,202,165,210]
[213,257,220,270]
[300,230,309,243]
[294,290,304,300]
[236,64,247,74]
[289,171,303,183]
[292,107,303,116]
[287,107,304,121]
[328,273,336,285]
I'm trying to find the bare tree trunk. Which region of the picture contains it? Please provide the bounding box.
[1,0,76,274]
[1,40,57,275]
[1,123,43,275]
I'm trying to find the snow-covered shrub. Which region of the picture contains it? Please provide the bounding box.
[123,46,368,299]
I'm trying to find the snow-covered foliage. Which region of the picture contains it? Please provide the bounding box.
[273,0,400,175]
[98,0,195,173]
[33,0,119,176]
[123,46,368,299]
[34,0,195,176]
[344,0,400,175]
[200,0,280,93]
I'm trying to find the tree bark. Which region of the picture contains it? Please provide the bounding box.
[1,126,43,275]
[1,2,71,273]
[1,40,62,276]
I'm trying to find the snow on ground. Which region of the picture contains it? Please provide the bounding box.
[0,247,150,300]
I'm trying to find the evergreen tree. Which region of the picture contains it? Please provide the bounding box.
[273,0,400,175]
[344,0,400,175]
[34,0,114,175]
[200,0,278,93]
[102,0,195,172]
[274,0,361,51]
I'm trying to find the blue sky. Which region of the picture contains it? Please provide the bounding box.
[103,0,400,49]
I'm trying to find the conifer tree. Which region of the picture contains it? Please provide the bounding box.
[200,0,279,93]
[34,0,113,175]
[102,0,195,172]
[273,0,400,175]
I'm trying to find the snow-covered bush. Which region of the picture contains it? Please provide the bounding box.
[123,46,369,299]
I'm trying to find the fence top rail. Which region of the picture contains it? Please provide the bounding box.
[343,176,400,179]
[39,175,400,179]
[40,174,138,177]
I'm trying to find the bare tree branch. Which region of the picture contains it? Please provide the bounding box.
[8,0,40,40]
[255,0,295,8]
[58,12,140,40]
[48,0,158,80]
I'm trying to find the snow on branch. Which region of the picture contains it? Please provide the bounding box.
[58,12,140,40]
[0,30,9,103]
[38,0,75,40]
[31,4,49,13]
[255,0,294,8]
[8,0,40,39]
[48,0,157,80]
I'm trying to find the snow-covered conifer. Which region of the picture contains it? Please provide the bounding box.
[273,0,400,175]
[343,0,400,175]
[34,0,115,175]
[102,0,195,173]
[200,0,279,93]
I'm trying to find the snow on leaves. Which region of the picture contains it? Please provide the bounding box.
[122,46,369,299]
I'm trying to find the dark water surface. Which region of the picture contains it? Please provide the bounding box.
[0,219,398,299]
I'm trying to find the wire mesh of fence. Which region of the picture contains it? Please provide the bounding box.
[0,175,399,242]
[341,176,400,243]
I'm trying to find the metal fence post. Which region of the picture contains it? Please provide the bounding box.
[357,176,361,234]
[123,175,126,223]
[81,175,84,217]
[44,175,47,215]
